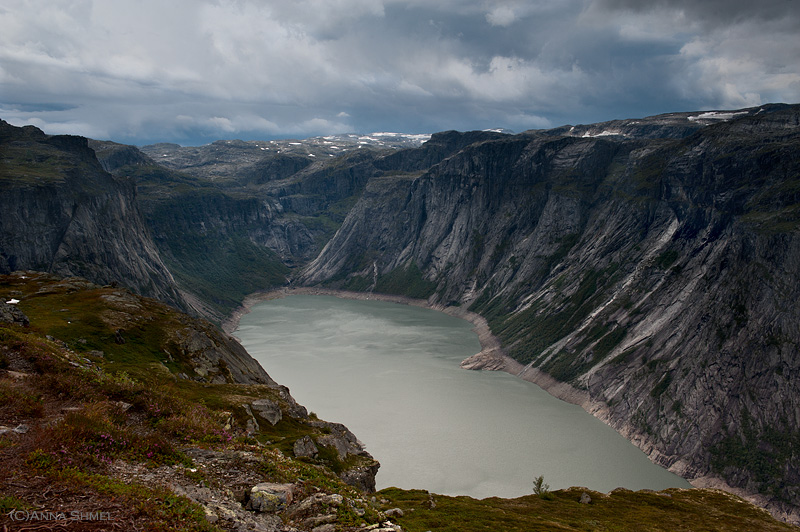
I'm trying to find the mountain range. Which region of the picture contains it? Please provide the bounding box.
[1,103,799,524]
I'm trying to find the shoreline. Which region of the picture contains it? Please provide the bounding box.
[223,286,796,523]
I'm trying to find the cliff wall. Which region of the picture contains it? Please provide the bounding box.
[0,121,187,311]
[298,104,800,519]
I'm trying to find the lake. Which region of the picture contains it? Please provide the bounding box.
[235,294,690,498]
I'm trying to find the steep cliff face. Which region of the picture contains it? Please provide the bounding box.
[0,121,187,311]
[298,104,800,519]
[92,142,380,319]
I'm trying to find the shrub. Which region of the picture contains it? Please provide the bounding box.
[0,380,44,419]
[533,475,550,496]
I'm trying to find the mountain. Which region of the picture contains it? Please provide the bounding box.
[0,120,188,311]
[97,105,800,521]
[91,130,501,320]
[2,105,799,524]
[297,104,800,521]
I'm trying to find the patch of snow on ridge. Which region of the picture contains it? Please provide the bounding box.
[581,130,626,138]
[688,111,749,122]
[369,132,431,143]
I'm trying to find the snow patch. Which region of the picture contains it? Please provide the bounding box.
[688,111,749,122]
[581,130,625,138]
[6,299,19,305]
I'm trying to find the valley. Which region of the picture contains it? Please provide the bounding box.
[1,104,799,528]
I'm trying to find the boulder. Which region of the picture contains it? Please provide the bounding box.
[288,493,343,520]
[243,404,260,435]
[294,435,319,458]
[339,461,380,493]
[0,301,28,326]
[245,482,294,513]
[251,399,283,426]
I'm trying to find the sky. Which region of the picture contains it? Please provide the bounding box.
[1,0,799,146]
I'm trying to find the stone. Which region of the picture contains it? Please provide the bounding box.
[311,524,336,532]
[288,493,343,520]
[385,508,404,517]
[250,399,283,426]
[339,461,380,493]
[293,435,319,458]
[246,483,294,513]
[113,401,133,412]
[0,301,29,326]
[243,404,260,435]
[580,492,592,504]
[303,514,337,527]
[13,424,30,434]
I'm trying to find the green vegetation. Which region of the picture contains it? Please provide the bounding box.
[710,409,800,502]
[650,372,673,399]
[0,144,81,184]
[655,249,680,270]
[532,474,550,496]
[374,262,437,299]
[541,233,579,276]
[592,326,628,360]
[377,486,796,532]
[159,231,289,318]
[472,265,622,376]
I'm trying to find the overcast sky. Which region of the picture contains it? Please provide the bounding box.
[2,0,799,146]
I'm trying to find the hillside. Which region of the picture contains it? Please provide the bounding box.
[0,272,383,531]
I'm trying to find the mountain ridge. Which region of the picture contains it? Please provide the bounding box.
[2,104,799,524]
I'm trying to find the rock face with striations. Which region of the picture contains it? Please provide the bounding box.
[0,121,187,311]
[298,104,800,521]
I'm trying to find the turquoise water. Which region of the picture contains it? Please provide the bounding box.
[235,295,690,498]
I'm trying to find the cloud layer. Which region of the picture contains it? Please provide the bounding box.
[1,0,798,145]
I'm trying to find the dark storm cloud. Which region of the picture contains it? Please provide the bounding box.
[1,0,797,145]
[591,0,800,26]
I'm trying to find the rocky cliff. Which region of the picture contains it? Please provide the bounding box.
[0,121,187,311]
[298,104,800,520]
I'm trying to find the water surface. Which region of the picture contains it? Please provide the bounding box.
[236,295,690,498]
